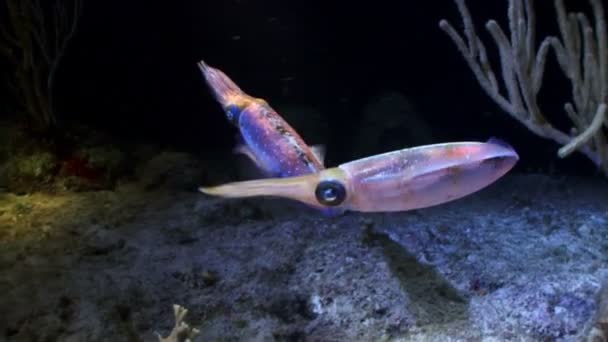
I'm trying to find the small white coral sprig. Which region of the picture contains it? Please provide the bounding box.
[156,304,201,342]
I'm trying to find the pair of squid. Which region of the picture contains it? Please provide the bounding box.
[197,61,519,214]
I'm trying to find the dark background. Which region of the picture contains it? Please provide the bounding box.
[1,0,602,176]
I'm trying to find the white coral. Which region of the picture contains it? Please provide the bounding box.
[440,0,608,175]
[155,304,200,342]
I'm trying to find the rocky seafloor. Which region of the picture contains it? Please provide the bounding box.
[1,168,608,341]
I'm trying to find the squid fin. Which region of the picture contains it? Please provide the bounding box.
[311,145,326,165]
[233,144,274,176]
[486,137,514,151]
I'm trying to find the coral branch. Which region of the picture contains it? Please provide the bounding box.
[155,304,201,342]
[440,0,608,175]
[0,0,83,132]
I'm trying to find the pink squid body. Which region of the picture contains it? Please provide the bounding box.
[339,139,519,212]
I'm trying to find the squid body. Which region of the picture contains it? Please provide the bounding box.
[198,60,326,178]
[199,138,519,213]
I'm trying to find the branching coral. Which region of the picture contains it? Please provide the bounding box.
[0,0,83,132]
[155,304,200,342]
[439,0,608,175]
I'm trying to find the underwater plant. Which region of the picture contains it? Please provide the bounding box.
[440,0,608,175]
[0,0,83,133]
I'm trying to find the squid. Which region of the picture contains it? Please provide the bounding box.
[199,138,519,213]
[198,60,326,178]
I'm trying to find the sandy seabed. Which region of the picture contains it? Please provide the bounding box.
[1,173,607,341]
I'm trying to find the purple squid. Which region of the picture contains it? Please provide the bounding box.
[198,60,326,178]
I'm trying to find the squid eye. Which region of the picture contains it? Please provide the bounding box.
[315,180,346,206]
[225,104,241,123]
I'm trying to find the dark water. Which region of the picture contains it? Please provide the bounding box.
[0,0,600,177]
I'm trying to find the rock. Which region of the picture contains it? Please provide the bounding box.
[0,120,16,163]
[0,163,8,191]
[81,229,126,256]
[79,146,127,178]
[136,151,206,191]
[352,91,435,159]
[6,152,59,193]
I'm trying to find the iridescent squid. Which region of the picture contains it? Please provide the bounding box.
[198,60,326,178]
